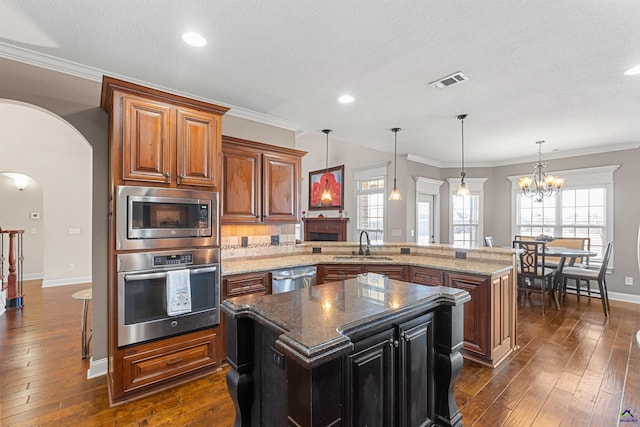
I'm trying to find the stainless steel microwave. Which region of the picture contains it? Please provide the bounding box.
[116,186,218,250]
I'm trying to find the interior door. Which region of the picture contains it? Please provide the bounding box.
[416,193,434,245]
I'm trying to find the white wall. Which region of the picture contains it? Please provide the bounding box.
[0,175,44,278]
[0,100,92,286]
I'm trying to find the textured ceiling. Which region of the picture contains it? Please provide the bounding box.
[1,0,640,166]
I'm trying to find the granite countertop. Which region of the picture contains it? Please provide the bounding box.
[221,274,470,368]
[222,252,512,277]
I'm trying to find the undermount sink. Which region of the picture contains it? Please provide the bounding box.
[333,255,393,261]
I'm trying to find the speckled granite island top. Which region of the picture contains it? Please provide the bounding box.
[221,273,470,368]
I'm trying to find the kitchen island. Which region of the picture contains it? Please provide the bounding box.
[222,273,470,427]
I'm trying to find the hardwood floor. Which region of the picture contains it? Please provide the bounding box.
[1,280,639,426]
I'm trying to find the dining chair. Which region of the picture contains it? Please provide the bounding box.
[561,241,613,317]
[484,236,494,247]
[513,240,555,314]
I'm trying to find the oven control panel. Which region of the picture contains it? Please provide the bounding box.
[153,253,193,266]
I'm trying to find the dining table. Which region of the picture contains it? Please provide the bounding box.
[541,246,598,310]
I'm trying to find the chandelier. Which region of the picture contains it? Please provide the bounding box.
[518,140,563,203]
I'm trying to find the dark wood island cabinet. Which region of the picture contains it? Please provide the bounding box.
[222,273,470,427]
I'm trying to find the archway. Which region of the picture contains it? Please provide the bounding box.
[0,99,92,288]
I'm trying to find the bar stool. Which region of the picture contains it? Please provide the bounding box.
[72,288,92,358]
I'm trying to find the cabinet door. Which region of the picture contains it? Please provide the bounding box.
[409,266,443,286]
[122,95,172,183]
[366,265,408,281]
[398,313,435,427]
[445,272,490,359]
[344,329,395,427]
[262,152,299,223]
[221,143,262,223]
[176,108,221,189]
[317,264,364,284]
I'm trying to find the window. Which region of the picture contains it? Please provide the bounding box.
[451,193,480,246]
[354,162,389,244]
[447,178,487,247]
[356,177,385,244]
[510,165,618,264]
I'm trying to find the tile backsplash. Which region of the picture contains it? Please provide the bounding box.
[221,223,298,260]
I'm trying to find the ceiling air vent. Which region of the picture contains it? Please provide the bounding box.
[429,72,469,88]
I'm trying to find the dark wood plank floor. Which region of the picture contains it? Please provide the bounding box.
[1,280,639,426]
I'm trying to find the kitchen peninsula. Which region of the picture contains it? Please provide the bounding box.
[222,242,517,369]
[222,273,470,427]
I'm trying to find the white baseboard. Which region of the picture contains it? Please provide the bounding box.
[42,276,92,287]
[88,357,108,379]
[2,272,44,283]
[608,290,640,304]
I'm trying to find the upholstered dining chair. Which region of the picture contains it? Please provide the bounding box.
[561,241,613,317]
[513,240,555,314]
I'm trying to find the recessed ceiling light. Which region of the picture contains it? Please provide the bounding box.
[182,32,206,47]
[624,64,640,75]
[338,94,355,104]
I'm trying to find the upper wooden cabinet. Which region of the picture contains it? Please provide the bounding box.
[101,76,228,189]
[221,135,306,224]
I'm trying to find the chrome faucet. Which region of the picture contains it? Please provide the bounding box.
[359,230,371,256]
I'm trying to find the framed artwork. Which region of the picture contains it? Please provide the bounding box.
[308,165,344,210]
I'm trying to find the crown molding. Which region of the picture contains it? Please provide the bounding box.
[0,42,302,131]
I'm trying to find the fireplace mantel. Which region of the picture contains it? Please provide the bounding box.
[302,217,349,242]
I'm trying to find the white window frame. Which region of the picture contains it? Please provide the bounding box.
[353,162,390,244]
[415,177,444,244]
[508,165,619,266]
[446,177,487,246]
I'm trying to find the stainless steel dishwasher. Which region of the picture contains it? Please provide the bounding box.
[270,266,317,294]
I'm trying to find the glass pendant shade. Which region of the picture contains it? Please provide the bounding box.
[388,128,402,201]
[518,140,563,202]
[456,181,470,197]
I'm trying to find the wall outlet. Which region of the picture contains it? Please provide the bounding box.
[271,235,280,245]
[30,227,37,234]
[241,236,248,247]
[68,264,76,271]
[625,276,633,286]
[455,251,467,260]
[69,227,81,235]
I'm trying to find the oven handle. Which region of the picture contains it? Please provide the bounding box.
[190,266,217,275]
[124,266,217,282]
[125,272,167,281]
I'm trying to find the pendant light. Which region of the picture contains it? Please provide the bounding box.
[455,114,470,197]
[388,128,403,201]
[320,129,333,203]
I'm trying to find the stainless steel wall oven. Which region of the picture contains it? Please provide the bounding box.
[116,185,218,250]
[117,248,220,347]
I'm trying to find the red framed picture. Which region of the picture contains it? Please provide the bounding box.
[308,165,344,210]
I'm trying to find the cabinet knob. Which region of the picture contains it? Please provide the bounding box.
[164,172,171,178]
[179,174,185,179]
